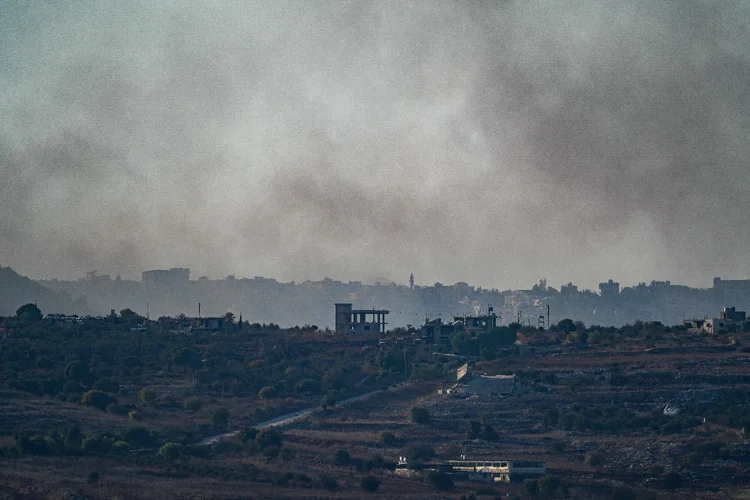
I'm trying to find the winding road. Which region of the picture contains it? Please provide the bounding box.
[199,386,397,445]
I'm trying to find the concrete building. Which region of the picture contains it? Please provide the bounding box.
[397,457,546,483]
[192,317,225,331]
[142,268,190,288]
[334,303,389,334]
[447,459,546,483]
[420,317,459,346]
[714,277,750,292]
[683,306,747,334]
[599,279,620,299]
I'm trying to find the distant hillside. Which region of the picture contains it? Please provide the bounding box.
[0,266,86,316]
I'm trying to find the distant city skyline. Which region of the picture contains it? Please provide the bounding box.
[23,263,737,292]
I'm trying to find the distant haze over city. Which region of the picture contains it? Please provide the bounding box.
[2,2,749,288]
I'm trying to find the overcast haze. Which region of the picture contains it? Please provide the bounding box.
[1,1,749,289]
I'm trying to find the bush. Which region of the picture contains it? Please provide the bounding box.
[427,470,453,490]
[255,429,283,450]
[380,431,398,446]
[539,475,564,497]
[106,403,129,415]
[279,446,295,461]
[237,426,258,444]
[262,445,280,460]
[109,441,129,456]
[93,378,119,393]
[402,443,435,462]
[663,471,682,490]
[361,475,380,493]
[551,440,566,453]
[586,451,606,467]
[123,426,152,447]
[258,386,278,400]
[410,406,430,424]
[321,391,338,409]
[210,407,230,428]
[139,387,156,405]
[334,448,351,465]
[63,381,84,394]
[525,479,539,495]
[158,442,183,461]
[81,390,113,411]
[184,397,202,411]
[319,475,339,491]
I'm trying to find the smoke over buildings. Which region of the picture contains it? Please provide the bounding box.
[1,1,749,288]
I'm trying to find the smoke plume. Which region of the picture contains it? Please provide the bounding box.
[1,1,748,288]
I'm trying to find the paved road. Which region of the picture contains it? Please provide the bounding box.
[199,386,397,445]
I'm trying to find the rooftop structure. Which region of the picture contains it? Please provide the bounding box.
[334,303,389,334]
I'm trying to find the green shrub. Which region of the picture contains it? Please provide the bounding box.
[361,475,380,493]
[139,387,156,405]
[210,407,230,428]
[258,386,278,400]
[663,471,682,490]
[427,470,453,490]
[380,431,398,446]
[158,442,183,461]
[334,449,351,465]
[184,397,202,411]
[410,406,430,424]
[81,390,113,411]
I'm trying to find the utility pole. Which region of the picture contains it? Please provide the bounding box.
[198,302,201,318]
[403,343,408,379]
[547,304,550,330]
[146,303,150,321]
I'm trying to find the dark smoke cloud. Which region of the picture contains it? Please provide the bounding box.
[1,1,748,288]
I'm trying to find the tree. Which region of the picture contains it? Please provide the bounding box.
[258,386,278,400]
[119,308,143,323]
[87,472,99,484]
[467,420,482,439]
[557,319,576,333]
[663,471,682,490]
[158,442,182,461]
[401,443,435,462]
[321,391,338,409]
[184,397,202,411]
[380,432,398,446]
[255,429,283,449]
[123,427,152,447]
[65,360,90,383]
[539,475,563,497]
[139,387,156,405]
[16,303,42,323]
[173,348,201,373]
[482,423,499,441]
[210,407,230,428]
[586,451,606,467]
[361,475,380,493]
[81,390,113,411]
[525,479,539,495]
[334,449,351,465]
[410,406,430,424]
[427,470,453,490]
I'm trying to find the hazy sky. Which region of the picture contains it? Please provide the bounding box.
[1,1,749,289]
